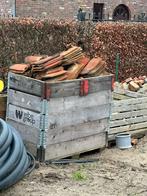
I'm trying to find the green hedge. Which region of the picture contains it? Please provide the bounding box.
[0,18,146,81]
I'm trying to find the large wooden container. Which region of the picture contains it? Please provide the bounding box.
[109,90,147,140]
[0,94,7,119]
[7,72,112,161]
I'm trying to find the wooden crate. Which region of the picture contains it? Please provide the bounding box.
[0,94,7,119]
[7,72,112,161]
[109,89,147,141]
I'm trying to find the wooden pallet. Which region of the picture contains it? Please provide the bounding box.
[0,94,7,119]
[109,89,147,140]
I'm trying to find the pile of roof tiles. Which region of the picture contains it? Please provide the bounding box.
[9,46,108,82]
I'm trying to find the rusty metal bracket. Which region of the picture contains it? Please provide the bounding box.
[36,148,41,161]
[36,147,45,162]
[42,82,51,100]
[45,83,51,101]
[80,80,89,96]
[41,83,46,100]
[111,75,115,91]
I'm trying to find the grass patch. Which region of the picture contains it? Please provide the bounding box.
[72,170,87,181]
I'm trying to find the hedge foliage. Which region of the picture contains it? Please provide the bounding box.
[0,18,146,81]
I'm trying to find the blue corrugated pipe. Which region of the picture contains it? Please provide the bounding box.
[0,118,35,190]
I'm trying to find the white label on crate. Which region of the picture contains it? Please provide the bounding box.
[8,104,41,129]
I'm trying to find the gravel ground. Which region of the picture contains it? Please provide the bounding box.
[1,136,147,196]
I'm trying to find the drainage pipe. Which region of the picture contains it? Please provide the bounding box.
[0,118,35,190]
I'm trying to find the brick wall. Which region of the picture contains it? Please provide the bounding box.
[15,0,147,20]
[0,0,15,16]
[0,0,147,20]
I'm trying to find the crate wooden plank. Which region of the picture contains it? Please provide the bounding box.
[109,128,147,141]
[7,104,41,129]
[7,119,40,156]
[110,122,147,134]
[111,109,147,121]
[112,103,147,113]
[114,88,147,98]
[8,72,44,97]
[0,94,7,119]
[46,118,108,145]
[8,72,112,98]
[113,93,131,100]
[48,104,110,129]
[47,75,112,98]
[8,89,42,113]
[45,132,106,160]
[0,94,7,110]
[113,97,147,107]
[48,90,111,114]
[7,118,40,145]
[89,76,112,93]
[110,116,147,128]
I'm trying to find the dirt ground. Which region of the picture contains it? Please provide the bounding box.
[1,135,147,196]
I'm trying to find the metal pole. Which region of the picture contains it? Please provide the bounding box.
[13,0,16,17]
[115,53,120,82]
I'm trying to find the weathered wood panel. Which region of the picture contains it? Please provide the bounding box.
[47,75,112,98]
[47,90,111,129]
[7,104,41,129]
[110,96,147,140]
[48,90,111,114]
[110,122,147,134]
[46,118,108,145]
[114,88,147,98]
[0,94,7,119]
[109,128,147,141]
[7,119,39,156]
[0,94,7,109]
[112,97,147,115]
[48,104,110,129]
[8,72,44,97]
[7,119,40,145]
[111,109,147,121]
[8,89,42,112]
[113,93,131,100]
[8,72,112,98]
[112,103,147,113]
[113,97,147,107]
[110,116,147,128]
[45,132,106,160]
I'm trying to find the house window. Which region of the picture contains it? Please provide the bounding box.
[113,4,130,20]
[93,3,104,21]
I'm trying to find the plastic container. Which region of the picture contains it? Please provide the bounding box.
[116,133,132,149]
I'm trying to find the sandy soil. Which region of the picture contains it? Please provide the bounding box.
[1,136,147,196]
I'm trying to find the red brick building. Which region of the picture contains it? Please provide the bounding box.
[0,0,15,17]
[0,0,147,21]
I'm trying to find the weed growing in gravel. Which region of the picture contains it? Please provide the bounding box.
[72,170,87,181]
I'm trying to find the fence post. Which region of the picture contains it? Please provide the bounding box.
[115,53,120,82]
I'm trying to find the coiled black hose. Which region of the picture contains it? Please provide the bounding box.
[0,118,35,190]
